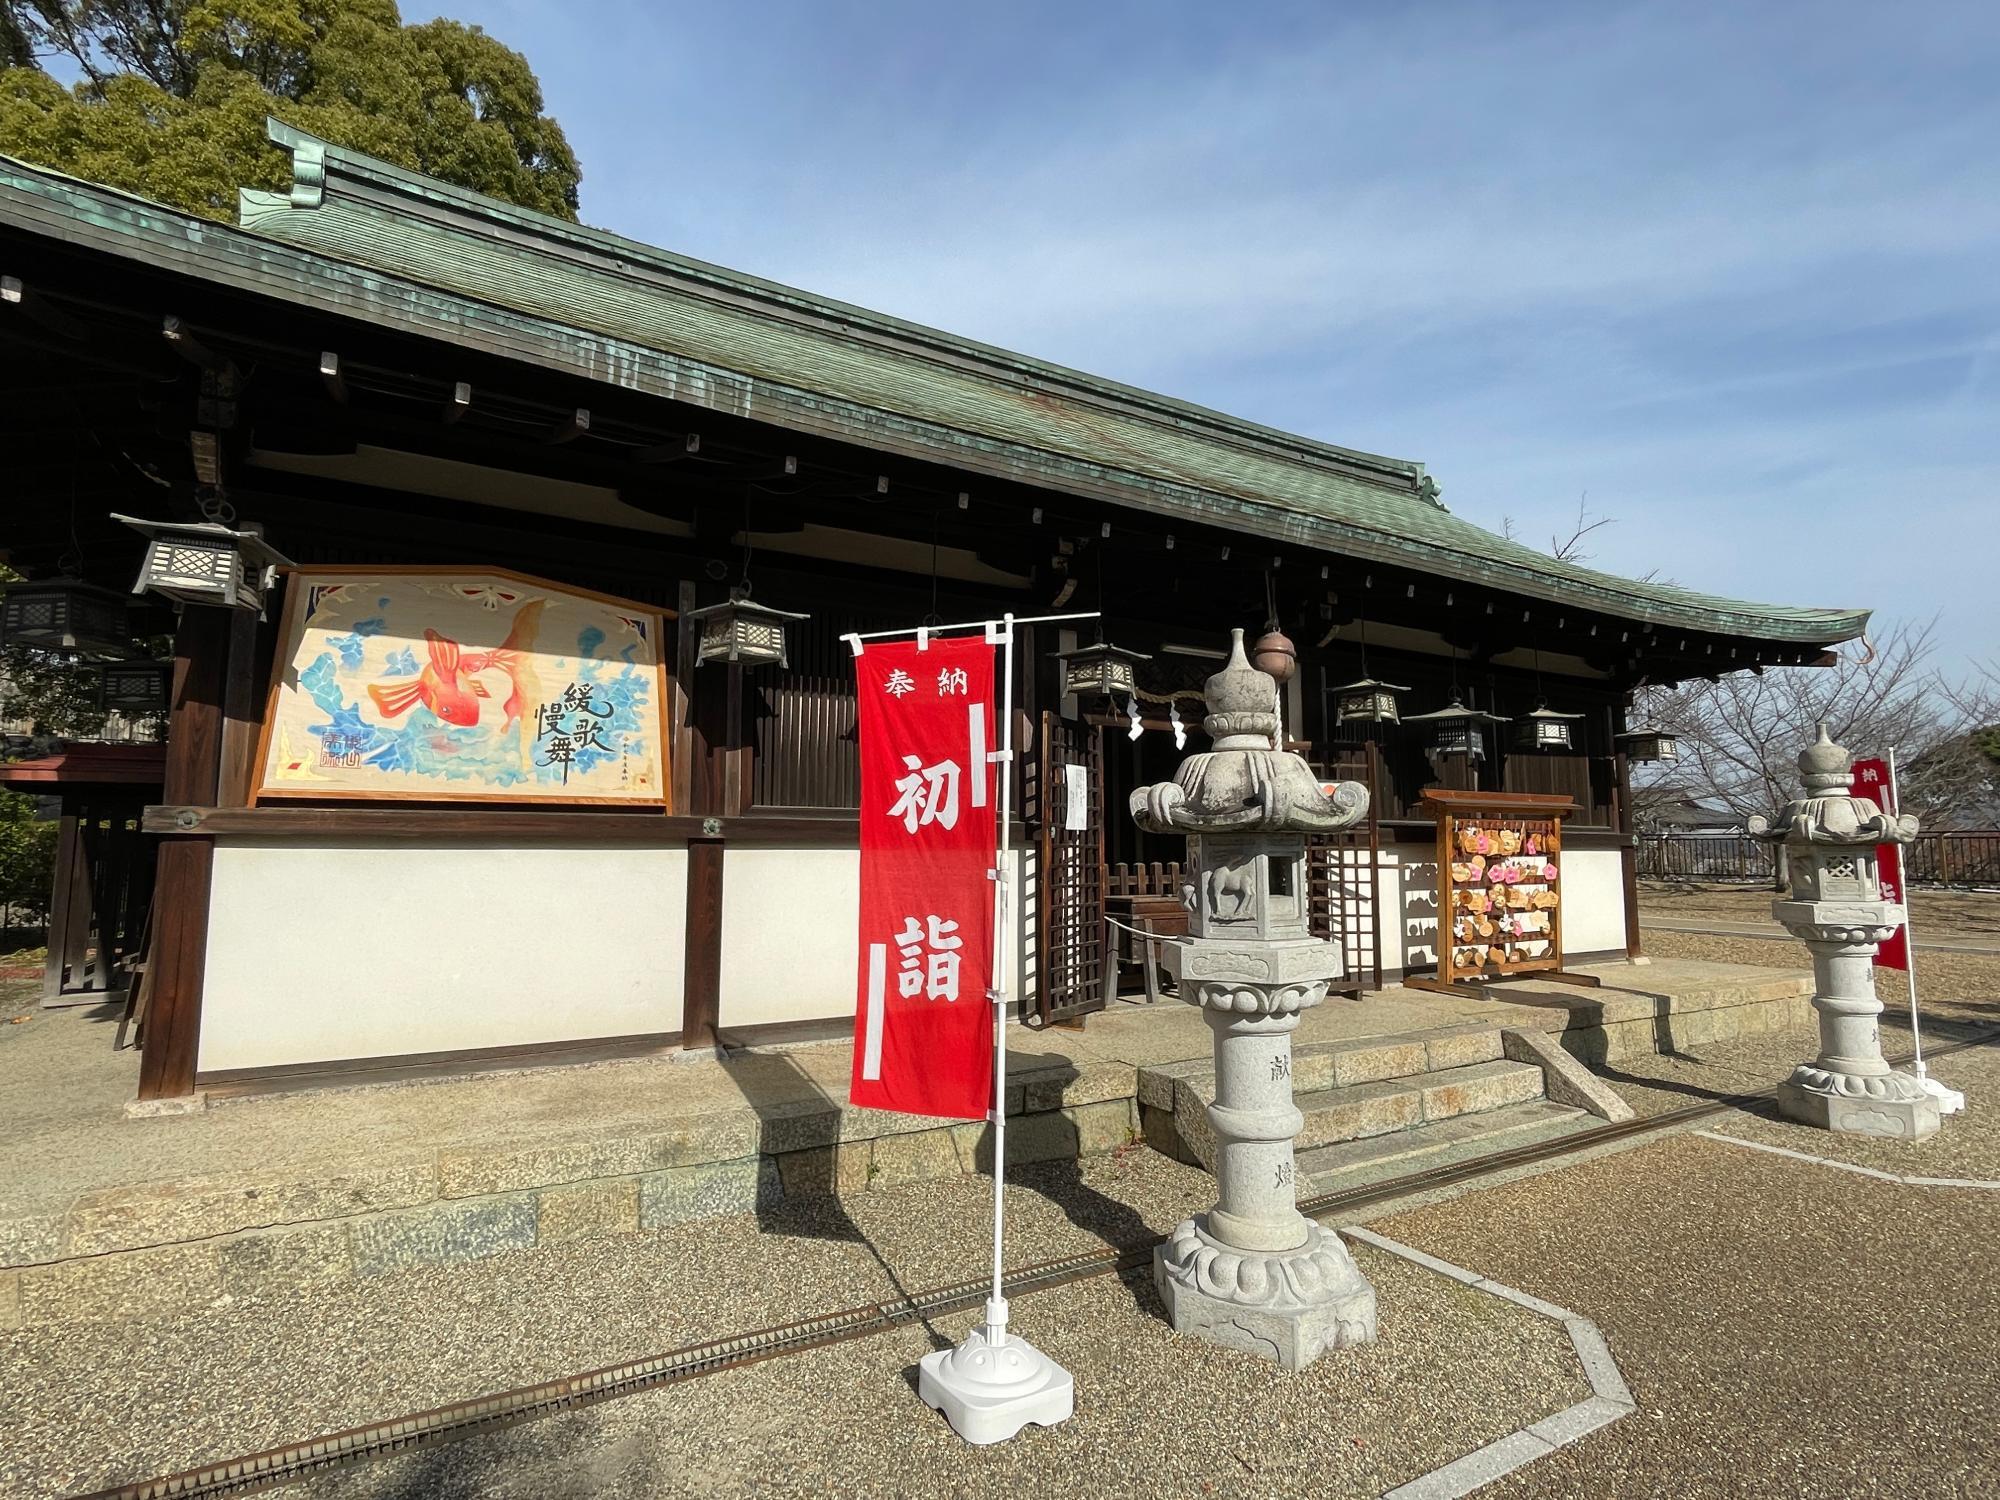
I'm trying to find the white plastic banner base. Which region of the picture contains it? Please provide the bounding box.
[918,1325,1076,1446]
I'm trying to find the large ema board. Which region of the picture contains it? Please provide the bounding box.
[254,568,671,806]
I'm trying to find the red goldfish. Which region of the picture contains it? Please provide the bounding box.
[459,600,546,736]
[460,600,546,774]
[366,629,489,727]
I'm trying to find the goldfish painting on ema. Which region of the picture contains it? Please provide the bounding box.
[458,599,547,772]
[365,629,490,726]
[262,568,664,804]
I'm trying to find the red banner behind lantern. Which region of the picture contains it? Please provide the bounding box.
[850,636,997,1119]
[1849,756,1909,971]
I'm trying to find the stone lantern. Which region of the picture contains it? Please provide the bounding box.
[1749,724,1937,1138]
[1131,628,1376,1368]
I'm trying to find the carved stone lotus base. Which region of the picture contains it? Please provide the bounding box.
[1778,1066,1941,1139]
[1154,1215,1376,1370]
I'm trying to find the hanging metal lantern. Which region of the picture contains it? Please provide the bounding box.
[1054,641,1151,700]
[1616,726,1681,764]
[0,578,131,653]
[98,659,172,714]
[1515,703,1585,751]
[114,514,291,610]
[1332,676,1410,726]
[1403,696,1509,760]
[685,590,809,668]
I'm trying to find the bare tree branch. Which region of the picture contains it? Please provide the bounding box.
[1633,619,2000,828]
[1550,494,1615,564]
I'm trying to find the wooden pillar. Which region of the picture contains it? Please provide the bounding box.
[136,608,232,1100]
[215,606,265,807]
[678,579,727,1051]
[1613,746,1644,961]
[682,838,723,1051]
[40,810,84,1002]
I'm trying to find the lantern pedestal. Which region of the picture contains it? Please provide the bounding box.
[917,1319,1074,1446]
[1773,903,1939,1140]
[1154,949,1376,1369]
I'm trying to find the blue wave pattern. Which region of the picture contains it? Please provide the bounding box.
[300,609,652,789]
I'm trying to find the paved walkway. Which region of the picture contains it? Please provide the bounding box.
[1642,915,2000,956]
[0,959,1784,1221]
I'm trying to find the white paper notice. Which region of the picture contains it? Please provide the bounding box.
[1062,763,1088,831]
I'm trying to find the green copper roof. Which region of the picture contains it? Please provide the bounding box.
[0,123,1868,647]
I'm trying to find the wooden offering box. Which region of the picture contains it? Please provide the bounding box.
[1404,790,1602,996]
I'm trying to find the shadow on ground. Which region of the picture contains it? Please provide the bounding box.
[726,1046,1165,1337]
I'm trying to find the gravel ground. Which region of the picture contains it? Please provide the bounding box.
[1,1148,1590,1500]
[1584,1024,1825,1118]
[294,1246,1587,1500]
[0,1201,887,1500]
[1640,881,2000,941]
[1378,1131,2000,1499]
[1706,1037,2000,1181]
[1,971,38,1022]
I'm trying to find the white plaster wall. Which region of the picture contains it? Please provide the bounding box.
[719,845,1030,1029]
[200,838,686,1072]
[718,847,859,1027]
[1558,848,1628,956]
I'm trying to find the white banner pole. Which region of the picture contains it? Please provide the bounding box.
[1888,748,1925,1074]
[915,610,1076,1442]
[1886,749,1962,1112]
[984,612,1016,1341]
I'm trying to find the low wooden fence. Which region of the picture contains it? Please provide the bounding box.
[1639,831,2000,887]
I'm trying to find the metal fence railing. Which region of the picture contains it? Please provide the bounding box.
[1638,831,2000,888]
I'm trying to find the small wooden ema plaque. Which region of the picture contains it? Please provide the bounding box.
[1402,790,1602,996]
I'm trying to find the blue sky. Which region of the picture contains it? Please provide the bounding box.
[436,1,1996,669]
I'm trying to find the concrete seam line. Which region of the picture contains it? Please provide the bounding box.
[1341,1229,1635,1500]
[1694,1130,2000,1190]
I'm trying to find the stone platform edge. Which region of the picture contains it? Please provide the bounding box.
[0,967,1811,1330]
[0,1081,1143,1329]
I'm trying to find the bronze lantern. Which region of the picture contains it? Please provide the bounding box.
[1332,676,1409,726]
[0,578,131,654]
[98,659,172,715]
[1404,696,1509,760]
[1515,703,1585,751]
[1055,641,1151,700]
[115,514,291,611]
[685,590,809,668]
[1615,726,1681,764]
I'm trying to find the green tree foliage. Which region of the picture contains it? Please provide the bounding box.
[0,1,581,220]
[0,788,57,923]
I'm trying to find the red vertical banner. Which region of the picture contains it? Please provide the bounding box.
[850,636,997,1119]
[1849,756,1909,971]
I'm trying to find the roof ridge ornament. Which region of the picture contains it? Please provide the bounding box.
[289,139,326,210]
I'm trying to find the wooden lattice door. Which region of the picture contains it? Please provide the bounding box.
[1028,711,1108,1023]
[1308,739,1384,995]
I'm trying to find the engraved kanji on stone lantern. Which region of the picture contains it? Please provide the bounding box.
[1749,723,1937,1139]
[1131,628,1376,1369]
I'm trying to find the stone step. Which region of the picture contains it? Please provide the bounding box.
[1295,1059,1547,1151]
[1151,1058,1547,1169]
[1297,1098,1596,1195]
[1136,1026,1507,1114]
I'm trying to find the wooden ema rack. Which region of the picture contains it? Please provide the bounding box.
[1402,789,1602,997]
